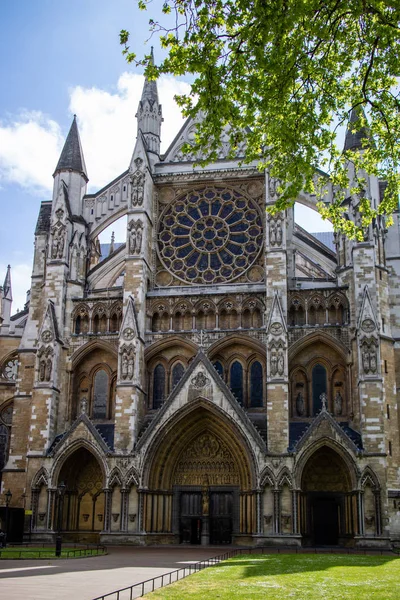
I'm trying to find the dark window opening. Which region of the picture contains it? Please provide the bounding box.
[250,361,263,407]
[93,370,108,419]
[153,364,166,409]
[230,361,244,406]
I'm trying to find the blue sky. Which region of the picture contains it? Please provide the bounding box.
[0,0,332,312]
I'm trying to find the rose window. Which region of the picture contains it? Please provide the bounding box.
[158,187,263,284]
[1,358,18,381]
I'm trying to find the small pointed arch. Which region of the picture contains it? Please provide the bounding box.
[109,301,123,333]
[294,439,359,490]
[72,303,90,335]
[277,468,293,489]
[50,439,108,488]
[31,466,49,489]
[229,359,244,406]
[171,361,185,390]
[108,467,123,488]
[260,466,275,488]
[288,330,349,362]
[249,358,264,407]
[92,303,108,333]
[124,467,139,489]
[71,339,118,370]
[360,466,381,491]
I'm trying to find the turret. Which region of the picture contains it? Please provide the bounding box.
[0,265,12,332]
[135,47,163,156]
[53,115,88,216]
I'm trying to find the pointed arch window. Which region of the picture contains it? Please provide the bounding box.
[312,364,327,415]
[172,363,185,389]
[93,370,108,419]
[153,364,166,409]
[213,361,224,378]
[230,361,244,405]
[250,361,263,407]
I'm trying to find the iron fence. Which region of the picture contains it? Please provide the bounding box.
[0,544,106,559]
[91,545,397,600]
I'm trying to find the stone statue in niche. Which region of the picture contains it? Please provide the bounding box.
[128,219,143,255]
[276,220,283,245]
[202,486,209,515]
[51,226,66,259]
[121,352,129,380]
[270,351,278,376]
[39,359,46,382]
[80,397,88,414]
[362,345,370,373]
[128,355,134,379]
[296,392,305,416]
[277,349,284,376]
[269,222,276,246]
[335,391,343,416]
[45,358,52,382]
[369,348,377,373]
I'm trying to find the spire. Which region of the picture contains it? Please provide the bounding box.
[54,115,88,180]
[109,231,115,256]
[344,108,370,152]
[3,265,12,301]
[136,47,163,156]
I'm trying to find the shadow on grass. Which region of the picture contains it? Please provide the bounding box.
[218,553,400,580]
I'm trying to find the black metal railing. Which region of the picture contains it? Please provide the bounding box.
[0,544,106,559]
[91,544,397,600]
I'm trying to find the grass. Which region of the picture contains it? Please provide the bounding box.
[0,546,106,559]
[143,553,400,599]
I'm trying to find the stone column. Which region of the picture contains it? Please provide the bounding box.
[46,489,56,531]
[102,488,111,533]
[121,488,129,532]
[273,489,281,534]
[292,489,299,534]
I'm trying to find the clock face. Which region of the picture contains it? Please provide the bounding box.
[2,359,18,381]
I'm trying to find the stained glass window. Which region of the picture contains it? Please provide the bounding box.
[213,361,224,378]
[250,361,263,407]
[230,361,244,405]
[93,370,108,419]
[312,364,327,415]
[153,364,166,409]
[158,187,263,284]
[172,363,185,388]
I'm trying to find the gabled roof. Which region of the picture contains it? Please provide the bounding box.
[47,413,113,456]
[35,201,52,235]
[136,351,266,452]
[54,115,88,180]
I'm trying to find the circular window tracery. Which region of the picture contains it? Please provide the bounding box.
[158,187,263,284]
[1,358,18,381]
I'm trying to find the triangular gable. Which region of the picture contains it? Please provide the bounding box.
[38,300,61,344]
[120,295,142,342]
[129,130,152,174]
[357,285,378,334]
[162,115,247,164]
[267,292,287,335]
[293,406,360,455]
[136,351,266,453]
[47,413,112,457]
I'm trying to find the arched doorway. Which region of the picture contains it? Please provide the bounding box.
[56,447,105,536]
[142,404,256,545]
[300,446,355,546]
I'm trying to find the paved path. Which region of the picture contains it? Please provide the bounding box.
[0,546,224,600]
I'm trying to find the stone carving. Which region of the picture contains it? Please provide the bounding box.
[320,392,328,411]
[37,347,53,383]
[268,177,281,201]
[296,392,305,416]
[128,219,143,255]
[50,223,66,259]
[270,322,283,336]
[129,513,136,522]
[362,318,376,333]
[122,327,135,341]
[269,216,283,247]
[361,341,378,374]
[334,391,343,416]
[41,330,53,343]
[130,165,145,207]
[190,371,210,389]
[270,351,278,376]
[120,346,135,381]
[202,486,209,515]
[80,397,88,415]
[264,515,273,525]
[277,349,284,376]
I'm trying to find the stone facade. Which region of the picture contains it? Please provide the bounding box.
[1,77,399,549]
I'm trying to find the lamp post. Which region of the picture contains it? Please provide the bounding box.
[55,482,66,557]
[4,489,12,548]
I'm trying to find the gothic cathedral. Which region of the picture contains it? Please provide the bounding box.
[1,67,400,548]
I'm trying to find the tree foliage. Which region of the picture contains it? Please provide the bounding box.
[121,1,400,238]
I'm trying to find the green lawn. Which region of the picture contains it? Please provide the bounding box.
[0,546,106,559]
[143,553,400,599]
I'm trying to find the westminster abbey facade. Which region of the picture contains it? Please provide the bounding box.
[1,68,400,548]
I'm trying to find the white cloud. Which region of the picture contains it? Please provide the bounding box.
[0,73,190,195]
[0,262,32,313]
[70,73,190,191]
[0,112,63,193]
